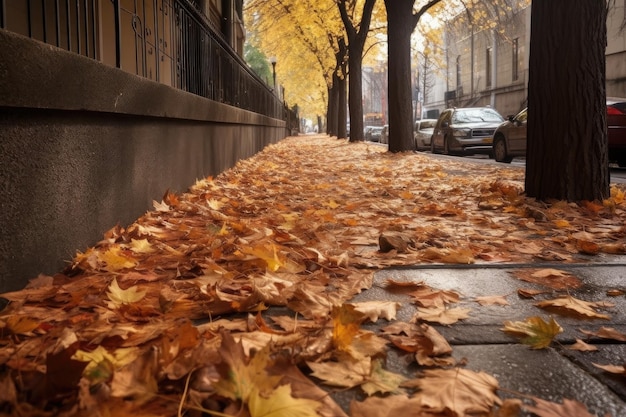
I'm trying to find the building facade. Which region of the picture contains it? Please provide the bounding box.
[420,2,626,119]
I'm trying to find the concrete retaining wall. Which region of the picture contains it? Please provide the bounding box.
[0,30,286,294]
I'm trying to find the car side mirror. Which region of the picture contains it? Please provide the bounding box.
[441,121,449,128]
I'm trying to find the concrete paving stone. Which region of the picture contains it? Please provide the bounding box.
[452,344,626,417]
[559,344,626,402]
[353,266,626,345]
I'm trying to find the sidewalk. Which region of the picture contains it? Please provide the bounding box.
[1,135,625,416]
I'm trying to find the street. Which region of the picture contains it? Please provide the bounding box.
[412,147,626,184]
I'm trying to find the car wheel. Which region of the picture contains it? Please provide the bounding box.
[493,136,513,163]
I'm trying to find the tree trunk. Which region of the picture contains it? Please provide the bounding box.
[337,0,376,143]
[337,74,348,139]
[385,0,417,152]
[348,53,364,142]
[526,0,609,201]
[327,82,338,136]
[337,38,348,139]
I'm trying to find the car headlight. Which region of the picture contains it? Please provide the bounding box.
[452,129,470,138]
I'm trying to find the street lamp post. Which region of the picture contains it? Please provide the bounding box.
[270,56,277,89]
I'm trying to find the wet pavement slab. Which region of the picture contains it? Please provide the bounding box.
[339,264,626,415]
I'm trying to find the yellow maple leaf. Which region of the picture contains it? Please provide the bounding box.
[4,315,40,335]
[214,333,282,402]
[248,384,321,417]
[73,345,139,384]
[106,278,146,308]
[552,219,571,228]
[501,316,563,349]
[129,238,154,254]
[332,304,364,352]
[242,243,283,272]
[100,246,137,271]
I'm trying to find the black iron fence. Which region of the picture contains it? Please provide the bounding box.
[0,0,296,124]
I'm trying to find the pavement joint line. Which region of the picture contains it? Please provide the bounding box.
[377,262,626,270]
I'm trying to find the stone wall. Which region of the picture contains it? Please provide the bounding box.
[0,30,287,294]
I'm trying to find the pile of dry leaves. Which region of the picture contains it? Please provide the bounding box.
[1,136,625,416]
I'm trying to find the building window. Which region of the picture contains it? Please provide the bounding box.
[486,47,492,87]
[456,55,461,90]
[512,38,519,81]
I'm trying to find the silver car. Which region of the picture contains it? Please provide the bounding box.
[414,119,437,150]
[492,108,527,163]
[431,107,504,155]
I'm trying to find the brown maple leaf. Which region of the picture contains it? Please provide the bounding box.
[524,397,598,417]
[409,368,500,416]
[411,306,471,325]
[535,295,612,320]
[475,294,509,306]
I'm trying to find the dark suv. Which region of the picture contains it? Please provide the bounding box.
[431,107,504,155]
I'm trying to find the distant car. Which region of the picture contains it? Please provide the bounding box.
[608,98,626,167]
[431,107,504,155]
[364,126,373,141]
[414,119,437,150]
[380,125,389,144]
[369,126,384,142]
[492,108,527,163]
[492,100,626,166]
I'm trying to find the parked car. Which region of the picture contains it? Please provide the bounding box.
[369,126,384,142]
[431,107,504,155]
[608,98,626,167]
[492,108,527,163]
[492,99,626,166]
[414,119,437,150]
[380,125,389,144]
[364,126,373,141]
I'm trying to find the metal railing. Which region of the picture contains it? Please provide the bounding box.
[1,0,292,122]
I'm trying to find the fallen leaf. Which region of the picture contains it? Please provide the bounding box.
[511,269,582,290]
[524,397,596,417]
[349,395,425,417]
[409,368,500,416]
[106,278,147,308]
[349,301,401,322]
[579,326,626,342]
[214,332,282,402]
[535,296,612,320]
[502,316,563,349]
[361,358,406,396]
[568,339,598,352]
[411,306,471,325]
[592,362,626,375]
[248,384,321,417]
[475,295,509,306]
[307,357,369,389]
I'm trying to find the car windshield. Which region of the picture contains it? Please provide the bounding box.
[452,108,503,124]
